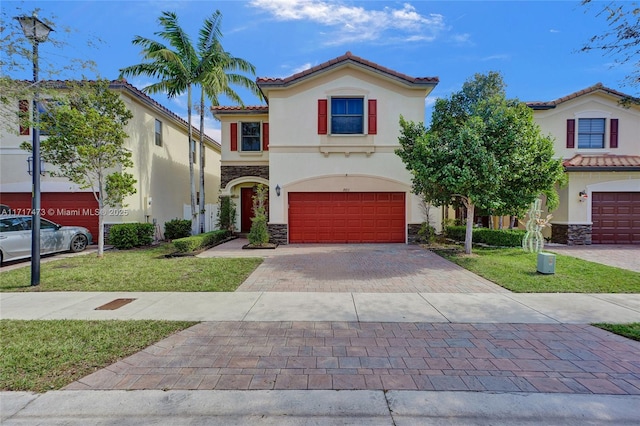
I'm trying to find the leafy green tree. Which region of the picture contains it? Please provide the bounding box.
[396,72,565,254]
[0,7,99,133]
[21,79,136,257]
[195,11,260,233]
[580,0,640,99]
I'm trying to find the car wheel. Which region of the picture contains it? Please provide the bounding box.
[70,235,88,253]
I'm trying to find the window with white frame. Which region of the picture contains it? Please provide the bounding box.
[577,118,605,149]
[155,119,163,146]
[241,122,261,151]
[331,97,364,134]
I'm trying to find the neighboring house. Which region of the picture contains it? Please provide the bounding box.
[528,83,640,245]
[0,80,221,239]
[213,52,440,244]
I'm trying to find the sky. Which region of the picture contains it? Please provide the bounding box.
[2,0,634,142]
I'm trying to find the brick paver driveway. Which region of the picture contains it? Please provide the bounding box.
[547,244,640,273]
[216,242,507,293]
[66,241,640,394]
[66,321,640,394]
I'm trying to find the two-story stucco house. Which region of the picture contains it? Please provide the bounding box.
[0,80,221,239]
[528,83,640,245]
[213,52,440,244]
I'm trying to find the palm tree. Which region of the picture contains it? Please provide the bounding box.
[194,13,262,232]
[119,11,201,234]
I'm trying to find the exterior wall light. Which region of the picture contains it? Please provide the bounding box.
[275,184,281,197]
[579,190,588,202]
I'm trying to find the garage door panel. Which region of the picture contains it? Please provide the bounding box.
[0,192,99,238]
[289,192,405,243]
[592,192,639,244]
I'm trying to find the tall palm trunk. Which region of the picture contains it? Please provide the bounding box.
[198,87,206,233]
[187,84,197,235]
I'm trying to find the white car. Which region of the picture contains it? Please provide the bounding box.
[0,215,93,265]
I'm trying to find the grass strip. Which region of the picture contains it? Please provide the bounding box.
[434,247,640,293]
[0,244,262,292]
[593,323,640,342]
[0,320,196,392]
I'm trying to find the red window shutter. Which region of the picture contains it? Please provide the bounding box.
[262,122,269,151]
[19,100,30,136]
[318,99,327,135]
[367,99,377,135]
[230,122,238,151]
[566,119,575,148]
[610,118,618,148]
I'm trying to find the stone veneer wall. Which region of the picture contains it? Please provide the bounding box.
[551,224,592,245]
[407,224,421,244]
[221,165,269,188]
[268,224,288,245]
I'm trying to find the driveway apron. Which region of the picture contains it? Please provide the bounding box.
[65,241,640,395]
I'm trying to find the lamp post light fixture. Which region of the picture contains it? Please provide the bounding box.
[27,156,45,176]
[15,13,53,286]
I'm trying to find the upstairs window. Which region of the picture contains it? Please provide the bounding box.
[577,118,605,149]
[331,98,363,134]
[241,122,261,151]
[155,119,163,146]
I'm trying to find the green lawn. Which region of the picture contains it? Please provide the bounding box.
[0,244,262,292]
[434,247,640,293]
[0,320,196,392]
[593,323,640,342]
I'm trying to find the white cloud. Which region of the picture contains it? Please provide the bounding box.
[291,62,314,74]
[481,54,510,62]
[250,0,445,45]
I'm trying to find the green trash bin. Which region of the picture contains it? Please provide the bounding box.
[537,252,556,274]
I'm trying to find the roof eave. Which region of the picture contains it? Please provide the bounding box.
[564,166,640,172]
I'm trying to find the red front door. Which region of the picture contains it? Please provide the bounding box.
[240,188,255,233]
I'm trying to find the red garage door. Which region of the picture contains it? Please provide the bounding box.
[592,192,640,244]
[288,192,405,243]
[0,192,99,238]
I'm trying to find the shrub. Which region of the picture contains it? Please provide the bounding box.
[444,226,467,242]
[172,230,230,253]
[164,218,192,240]
[416,222,436,244]
[217,196,236,232]
[248,184,270,246]
[444,226,525,247]
[474,228,525,247]
[109,223,154,249]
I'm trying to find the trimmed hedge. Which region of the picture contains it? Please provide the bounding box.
[445,226,525,247]
[164,218,192,240]
[109,223,155,249]
[173,230,230,253]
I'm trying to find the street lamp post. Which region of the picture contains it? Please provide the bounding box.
[15,13,53,286]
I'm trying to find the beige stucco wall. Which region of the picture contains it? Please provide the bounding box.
[532,92,640,159]
[532,91,640,226]
[265,66,440,233]
[0,91,221,233]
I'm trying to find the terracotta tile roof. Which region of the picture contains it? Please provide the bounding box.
[19,79,220,149]
[211,105,269,115]
[526,83,638,110]
[563,154,640,171]
[257,51,439,89]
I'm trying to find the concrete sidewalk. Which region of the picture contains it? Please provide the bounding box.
[2,291,640,323]
[3,390,640,425]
